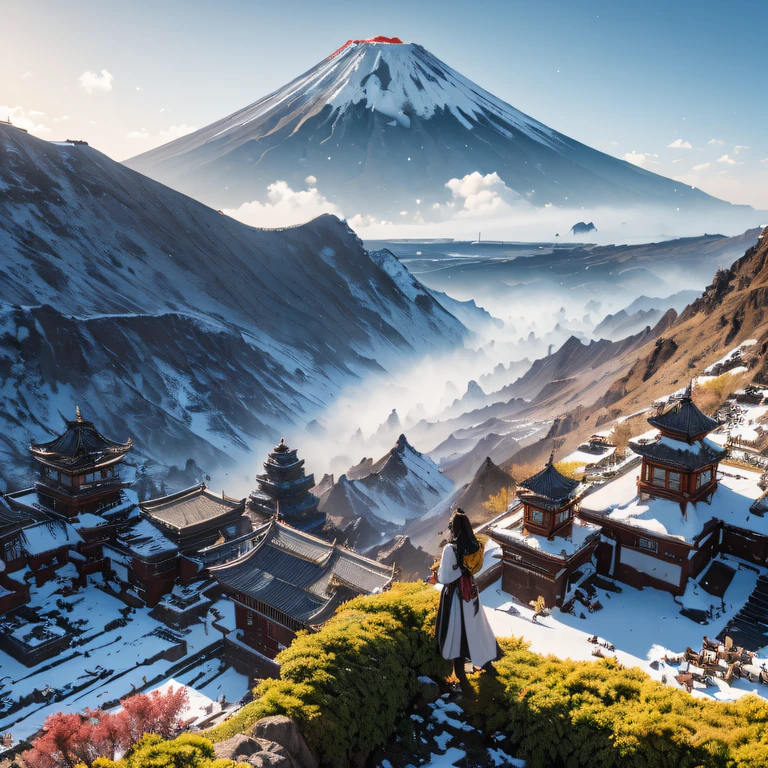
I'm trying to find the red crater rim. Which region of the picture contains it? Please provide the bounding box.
[330,37,405,58]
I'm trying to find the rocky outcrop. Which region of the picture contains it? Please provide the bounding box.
[212,717,318,768]
[252,717,318,768]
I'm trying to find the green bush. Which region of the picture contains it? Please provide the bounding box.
[206,582,449,767]
[93,733,249,768]
[469,637,768,768]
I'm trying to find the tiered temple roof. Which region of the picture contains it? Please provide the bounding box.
[210,519,393,627]
[30,407,132,472]
[518,456,581,505]
[647,393,720,441]
[251,438,321,525]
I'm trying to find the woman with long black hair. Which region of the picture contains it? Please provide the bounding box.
[434,508,500,687]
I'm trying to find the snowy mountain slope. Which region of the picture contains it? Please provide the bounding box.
[318,434,454,529]
[125,38,750,218]
[0,124,468,489]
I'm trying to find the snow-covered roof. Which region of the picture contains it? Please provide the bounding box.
[582,466,768,542]
[21,521,82,556]
[118,518,178,559]
[492,518,600,559]
[630,434,726,472]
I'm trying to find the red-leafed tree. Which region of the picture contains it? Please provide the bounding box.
[23,687,190,768]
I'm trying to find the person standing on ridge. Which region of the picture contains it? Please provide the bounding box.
[434,508,500,688]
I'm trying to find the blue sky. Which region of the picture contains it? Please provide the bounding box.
[3,0,767,207]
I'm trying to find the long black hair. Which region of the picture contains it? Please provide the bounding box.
[449,508,479,567]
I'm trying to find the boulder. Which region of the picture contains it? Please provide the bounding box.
[252,716,318,768]
[213,734,261,761]
[247,752,292,768]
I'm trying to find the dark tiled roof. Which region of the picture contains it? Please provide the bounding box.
[519,461,580,503]
[648,396,719,440]
[30,411,131,470]
[631,437,726,472]
[141,484,244,530]
[0,497,36,538]
[210,520,392,625]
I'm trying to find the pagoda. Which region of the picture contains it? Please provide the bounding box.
[490,454,599,607]
[632,389,727,512]
[249,439,323,528]
[23,407,133,520]
[519,452,583,539]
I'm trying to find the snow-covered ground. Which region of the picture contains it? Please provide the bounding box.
[480,556,768,704]
[0,570,249,742]
[376,691,524,768]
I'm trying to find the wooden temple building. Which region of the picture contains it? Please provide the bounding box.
[210,519,393,665]
[0,407,396,671]
[579,394,730,595]
[491,455,599,607]
[632,392,727,511]
[249,438,323,529]
[0,410,251,618]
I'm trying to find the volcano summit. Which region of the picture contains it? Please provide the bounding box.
[125,38,751,222]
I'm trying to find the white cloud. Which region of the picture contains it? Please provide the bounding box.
[0,105,50,135]
[733,145,750,155]
[692,162,710,172]
[126,128,149,139]
[762,157,768,164]
[79,69,113,94]
[53,115,69,122]
[305,175,317,184]
[21,71,32,80]
[672,159,683,163]
[136,87,143,92]
[445,171,520,217]
[623,151,647,167]
[667,139,693,149]
[28,110,45,117]
[708,139,724,145]
[348,214,392,229]
[158,124,196,140]
[224,180,343,228]
[717,154,738,165]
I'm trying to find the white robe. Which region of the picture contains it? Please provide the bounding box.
[436,543,498,668]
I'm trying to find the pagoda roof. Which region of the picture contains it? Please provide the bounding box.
[140,484,245,531]
[30,408,132,470]
[647,394,719,440]
[519,457,580,503]
[210,520,392,625]
[631,435,726,472]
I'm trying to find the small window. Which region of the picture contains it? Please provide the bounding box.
[668,472,681,491]
[530,509,544,525]
[697,469,713,489]
[652,467,666,486]
[638,538,658,553]
[556,509,570,526]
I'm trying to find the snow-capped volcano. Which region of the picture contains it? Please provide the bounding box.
[125,38,750,220]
